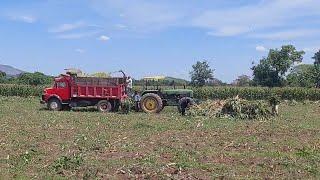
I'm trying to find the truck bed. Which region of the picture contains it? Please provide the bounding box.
[72,77,126,99]
[75,77,125,86]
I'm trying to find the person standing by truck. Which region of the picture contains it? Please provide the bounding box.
[134,91,141,112]
[126,76,133,93]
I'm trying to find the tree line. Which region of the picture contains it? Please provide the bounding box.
[0,44,319,88]
[190,45,320,88]
[0,72,52,86]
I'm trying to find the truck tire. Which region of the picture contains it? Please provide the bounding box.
[97,100,112,113]
[140,93,163,113]
[178,97,194,113]
[47,98,62,111]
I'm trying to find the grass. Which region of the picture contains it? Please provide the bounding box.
[0,96,319,179]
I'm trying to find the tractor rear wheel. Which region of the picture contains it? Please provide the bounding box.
[97,100,112,113]
[140,93,163,113]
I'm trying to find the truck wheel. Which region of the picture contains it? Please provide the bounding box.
[97,100,112,113]
[48,98,62,111]
[140,93,163,113]
[178,97,194,113]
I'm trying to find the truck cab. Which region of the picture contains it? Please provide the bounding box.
[41,75,72,110]
[42,76,70,101]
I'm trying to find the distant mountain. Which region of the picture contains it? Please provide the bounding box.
[133,76,189,86]
[0,65,25,77]
[164,76,189,84]
[207,78,228,86]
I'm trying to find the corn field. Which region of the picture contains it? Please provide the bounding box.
[1,84,320,101]
[0,84,44,97]
[192,87,320,101]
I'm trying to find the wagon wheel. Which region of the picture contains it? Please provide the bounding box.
[97,100,112,113]
[140,93,163,113]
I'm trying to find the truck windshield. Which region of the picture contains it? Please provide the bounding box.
[56,82,67,88]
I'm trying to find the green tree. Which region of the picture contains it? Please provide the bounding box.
[17,72,52,86]
[233,75,252,87]
[0,71,6,77]
[252,58,281,87]
[0,71,7,83]
[287,64,317,88]
[313,50,320,88]
[190,61,214,87]
[313,50,320,65]
[252,45,305,87]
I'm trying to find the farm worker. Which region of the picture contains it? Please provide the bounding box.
[126,76,133,93]
[180,98,192,116]
[134,91,141,112]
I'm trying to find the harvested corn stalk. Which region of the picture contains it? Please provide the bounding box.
[188,100,226,117]
[188,96,273,120]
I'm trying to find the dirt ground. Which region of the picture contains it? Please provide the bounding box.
[0,97,319,179]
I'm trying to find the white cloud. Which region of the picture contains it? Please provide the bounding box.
[91,0,320,36]
[303,46,320,53]
[9,15,37,23]
[49,22,86,33]
[193,0,320,37]
[250,29,320,40]
[50,21,104,40]
[91,0,184,32]
[75,49,85,53]
[207,26,251,37]
[115,24,127,29]
[98,35,110,41]
[56,31,99,39]
[256,46,267,52]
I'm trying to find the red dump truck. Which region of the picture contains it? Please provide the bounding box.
[41,71,128,112]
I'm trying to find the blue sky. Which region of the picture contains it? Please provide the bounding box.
[0,0,319,82]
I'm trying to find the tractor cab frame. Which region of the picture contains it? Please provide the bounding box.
[139,76,194,113]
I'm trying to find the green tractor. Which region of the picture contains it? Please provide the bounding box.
[139,76,194,113]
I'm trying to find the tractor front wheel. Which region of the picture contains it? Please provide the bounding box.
[140,93,163,113]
